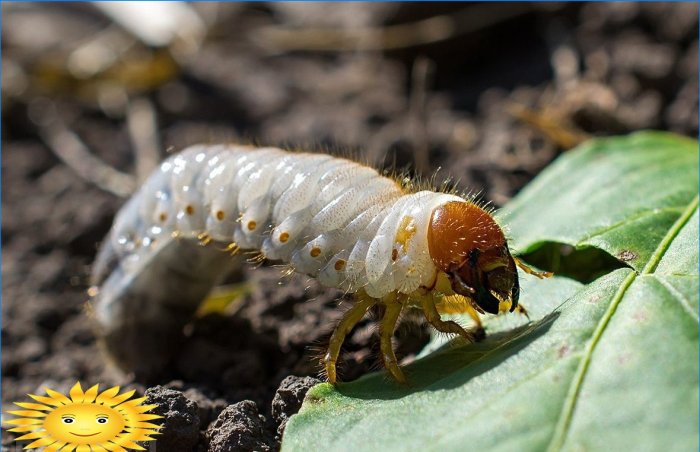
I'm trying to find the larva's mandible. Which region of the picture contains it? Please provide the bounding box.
[91,145,547,383]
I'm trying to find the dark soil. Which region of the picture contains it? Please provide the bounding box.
[2,3,697,451]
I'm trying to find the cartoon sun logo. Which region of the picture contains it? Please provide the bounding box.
[5,382,161,451]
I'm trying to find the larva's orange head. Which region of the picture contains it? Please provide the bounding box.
[428,201,519,314]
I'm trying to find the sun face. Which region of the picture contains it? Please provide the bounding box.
[43,403,125,445]
[5,382,161,451]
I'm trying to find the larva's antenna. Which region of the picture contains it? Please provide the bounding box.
[514,257,553,279]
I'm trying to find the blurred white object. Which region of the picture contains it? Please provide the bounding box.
[93,1,205,52]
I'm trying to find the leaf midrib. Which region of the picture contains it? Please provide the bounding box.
[545,195,699,452]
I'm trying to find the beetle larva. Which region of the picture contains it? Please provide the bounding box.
[90,144,549,383]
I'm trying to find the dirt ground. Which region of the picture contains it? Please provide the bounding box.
[2,3,697,451]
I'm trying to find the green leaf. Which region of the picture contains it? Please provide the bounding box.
[502,131,698,273]
[282,131,699,452]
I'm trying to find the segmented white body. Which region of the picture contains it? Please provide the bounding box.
[96,145,466,302]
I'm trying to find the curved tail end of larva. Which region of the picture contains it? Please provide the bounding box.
[89,238,239,381]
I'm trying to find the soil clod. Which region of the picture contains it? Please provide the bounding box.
[205,401,271,452]
[271,375,322,437]
[145,386,201,452]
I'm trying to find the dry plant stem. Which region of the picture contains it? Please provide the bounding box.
[253,3,533,53]
[39,121,136,197]
[127,97,162,184]
[324,294,377,384]
[506,103,590,149]
[409,57,433,175]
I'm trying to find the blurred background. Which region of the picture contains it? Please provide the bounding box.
[2,2,698,450]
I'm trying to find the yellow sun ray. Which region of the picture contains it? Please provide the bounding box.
[5,418,43,425]
[5,382,161,451]
[69,382,86,403]
[26,436,57,448]
[14,402,55,411]
[95,387,120,404]
[15,431,48,441]
[125,432,158,442]
[118,398,148,411]
[111,433,146,450]
[105,390,136,407]
[133,404,159,413]
[131,414,162,421]
[44,389,72,405]
[128,421,162,429]
[43,441,66,452]
[102,442,128,452]
[9,425,43,433]
[28,394,64,407]
[83,384,100,403]
[6,410,47,418]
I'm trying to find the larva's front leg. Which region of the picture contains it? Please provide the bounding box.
[419,294,480,343]
[378,294,406,384]
[324,292,377,384]
[463,303,487,341]
[514,303,530,320]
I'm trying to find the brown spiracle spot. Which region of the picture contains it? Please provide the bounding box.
[310,246,321,257]
[280,232,290,243]
[216,210,225,221]
[334,259,346,271]
[185,205,194,216]
[391,248,399,261]
[158,212,168,222]
[247,221,257,231]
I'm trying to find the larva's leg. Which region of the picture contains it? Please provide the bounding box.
[379,296,406,384]
[463,303,486,341]
[514,303,530,320]
[420,295,478,342]
[513,257,553,279]
[511,259,540,321]
[219,242,240,256]
[463,303,482,329]
[197,232,212,246]
[324,293,377,384]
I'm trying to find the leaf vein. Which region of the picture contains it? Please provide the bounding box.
[545,270,636,452]
[653,275,699,324]
[642,195,699,274]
